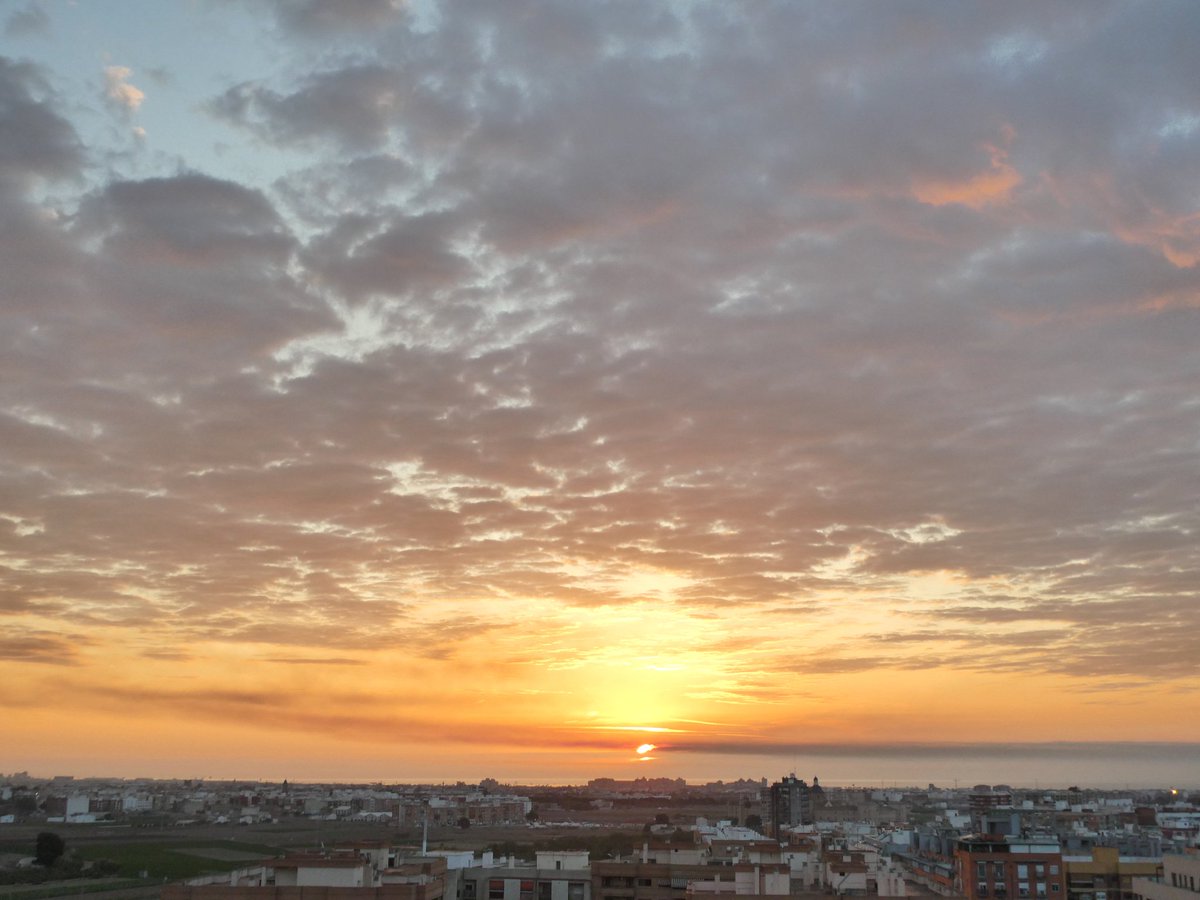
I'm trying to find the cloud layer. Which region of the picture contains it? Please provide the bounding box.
[1,0,1199,776]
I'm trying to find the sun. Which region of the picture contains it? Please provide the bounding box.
[635,743,656,755]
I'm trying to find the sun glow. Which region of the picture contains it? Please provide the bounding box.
[636,743,656,755]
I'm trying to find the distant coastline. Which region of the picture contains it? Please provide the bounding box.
[5,741,1198,789]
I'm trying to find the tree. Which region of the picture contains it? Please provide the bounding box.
[744,814,763,833]
[35,832,65,867]
[457,816,471,830]
[525,808,539,822]
[654,812,670,825]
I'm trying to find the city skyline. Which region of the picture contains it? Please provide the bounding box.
[2,2,1199,783]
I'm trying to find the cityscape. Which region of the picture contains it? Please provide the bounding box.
[1,771,1198,900]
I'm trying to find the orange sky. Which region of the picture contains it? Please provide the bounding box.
[4,587,1198,782]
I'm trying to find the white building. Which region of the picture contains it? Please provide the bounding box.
[460,850,590,900]
[275,859,368,888]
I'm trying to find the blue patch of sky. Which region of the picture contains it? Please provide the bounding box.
[6,0,305,193]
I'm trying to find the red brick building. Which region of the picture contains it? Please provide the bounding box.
[955,836,1065,900]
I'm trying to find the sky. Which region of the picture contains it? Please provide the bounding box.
[1,0,1199,788]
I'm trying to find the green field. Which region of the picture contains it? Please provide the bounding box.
[73,841,280,880]
[0,878,148,900]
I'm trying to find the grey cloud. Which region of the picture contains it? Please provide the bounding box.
[76,173,294,266]
[0,56,83,187]
[209,65,410,151]
[0,172,339,386]
[4,4,50,38]
[301,210,470,301]
[659,739,1200,760]
[270,0,407,36]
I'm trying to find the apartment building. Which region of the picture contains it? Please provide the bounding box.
[459,852,591,900]
[1064,847,1162,900]
[954,836,1065,900]
[1131,854,1200,900]
[765,776,813,838]
[591,844,789,900]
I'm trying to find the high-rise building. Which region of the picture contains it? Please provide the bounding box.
[765,774,813,837]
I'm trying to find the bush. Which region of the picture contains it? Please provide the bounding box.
[35,832,65,867]
[87,860,122,878]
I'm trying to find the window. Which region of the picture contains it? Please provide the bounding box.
[1036,867,1045,878]
[979,864,989,880]
[567,884,584,900]
[489,881,505,900]
[1037,885,1046,898]
[1018,867,1029,880]
[977,883,989,898]
[1019,884,1030,898]
[520,880,534,900]
[464,884,477,900]
[637,880,651,888]
[1051,886,1060,893]
[539,883,552,900]
[1050,867,1060,877]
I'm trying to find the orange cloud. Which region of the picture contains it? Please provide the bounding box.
[912,140,1022,210]
[103,66,145,111]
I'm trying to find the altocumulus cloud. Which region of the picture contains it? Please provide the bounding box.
[1,0,1199,757]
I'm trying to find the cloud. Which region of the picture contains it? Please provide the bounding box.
[76,172,294,266]
[103,65,145,112]
[271,0,407,36]
[657,740,1200,760]
[3,2,1200,765]
[4,4,50,38]
[0,56,84,186]
[263,657,368,665]
[0,630,86,665]
[209,65,406,150]
[911,137,1023,209]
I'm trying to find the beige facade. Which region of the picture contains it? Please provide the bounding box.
[1064,847,1162,900]
[1132,854,1200,900]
